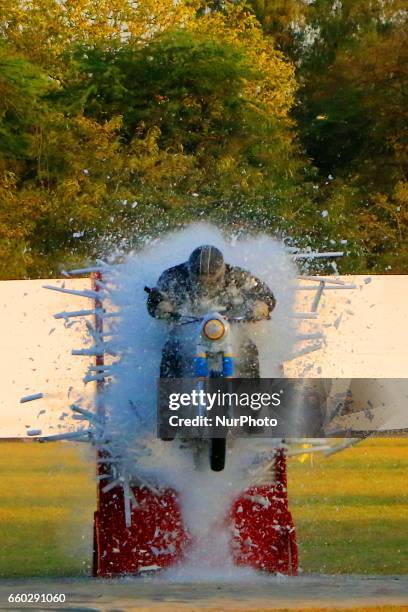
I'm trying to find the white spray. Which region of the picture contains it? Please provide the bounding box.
[101,223,299,577]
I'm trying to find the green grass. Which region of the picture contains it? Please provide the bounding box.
[0,442,95,577]
[288,438,408,575]
[0,439,406,577]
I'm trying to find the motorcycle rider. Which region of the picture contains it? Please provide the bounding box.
[147,245,276,378]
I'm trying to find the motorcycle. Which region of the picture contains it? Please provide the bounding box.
[145,287,257,472]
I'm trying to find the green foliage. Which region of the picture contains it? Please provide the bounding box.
[61,31,304,215]
[0,1,406,277]
[246,0,408,272]
[0,43,49,161]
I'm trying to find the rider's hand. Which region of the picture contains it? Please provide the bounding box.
[251,300,270,321]
[156,300,176,319]
[147,287,175,319]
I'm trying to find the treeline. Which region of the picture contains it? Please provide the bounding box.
[0,0,406,278]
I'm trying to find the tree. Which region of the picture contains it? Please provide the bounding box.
[0,44,137,278]
[294,1,407,271]
[0,43,50,278]
[0,7,314,278]
[245,0,408,271]
[0,0,198,73]
[61,29,311,235]
[244,0,307,53]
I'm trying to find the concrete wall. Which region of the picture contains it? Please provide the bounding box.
[1,275,407,437]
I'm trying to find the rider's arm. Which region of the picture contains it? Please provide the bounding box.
[231,267,276,320]
[147,287,175,319]
[147,267,180,319]
[250,277,276,318]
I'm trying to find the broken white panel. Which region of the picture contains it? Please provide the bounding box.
[0,278,95,437]
[286,275,408,378]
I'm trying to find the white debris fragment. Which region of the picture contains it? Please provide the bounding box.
[287,342,323,360]
[83,373,107,383]
[291,312,318,319]
[292,251,343,260]
[298,276,345,285]
[40,430,91,442]
[296,332,324,341]
[71,404,103,425]
[20,393,44,403]
[54,308,99,320]
[330,261,339,275]
[43,285,103,300]
[66,266,109,276]
[243,494,271,508]
[72,346,108,357]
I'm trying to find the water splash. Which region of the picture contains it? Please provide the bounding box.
[101,223,299,574]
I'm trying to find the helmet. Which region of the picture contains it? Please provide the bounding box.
[188,245,225,286]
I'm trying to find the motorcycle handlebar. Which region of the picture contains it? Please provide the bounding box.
[145,287,266,323]
[175,313,256,324]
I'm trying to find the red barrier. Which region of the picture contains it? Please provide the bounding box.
[93,484,189,576]
[93,450,297,577]
[91,272,189,576]
[91,273,297,576]
[229,449,298,575]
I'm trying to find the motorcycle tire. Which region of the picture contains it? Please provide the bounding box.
[210,438,226,471]
[158,425,175,442]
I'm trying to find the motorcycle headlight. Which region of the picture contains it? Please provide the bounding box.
[203,318,225,341]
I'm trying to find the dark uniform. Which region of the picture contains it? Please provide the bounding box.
[147,246,276,378]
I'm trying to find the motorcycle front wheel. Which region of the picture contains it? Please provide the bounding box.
[210,438,226,471]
